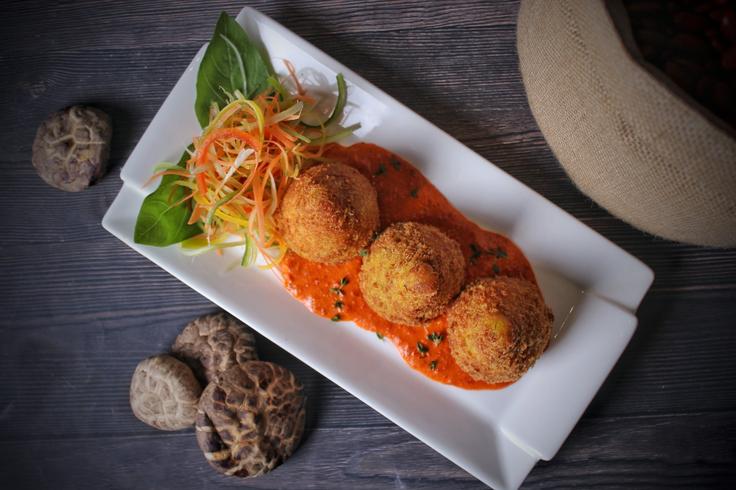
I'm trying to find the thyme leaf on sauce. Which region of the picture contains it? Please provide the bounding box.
[492,264,501,275]
[429,360,438,371]
[470,243,482,264]
[428,332,444,345]
[374,164,386,176]
[417,341,429,357]
[330,277,349,295]
[390,158,401,170]
[376,332,384,340]
[359,248,369,257]
[410,187,419,198]
[331,314,341,322]
[334,301,344,309]
[470,244,508,265]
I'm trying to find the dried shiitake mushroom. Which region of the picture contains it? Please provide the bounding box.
[195,362,306,478]
[31,105,112,192]
[129,354,202,431]
[172,312,258,384]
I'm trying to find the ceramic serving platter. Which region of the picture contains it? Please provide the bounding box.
[102,7,654,489]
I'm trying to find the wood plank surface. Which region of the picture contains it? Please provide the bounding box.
[2,412,735,489]
[1,1,735,489]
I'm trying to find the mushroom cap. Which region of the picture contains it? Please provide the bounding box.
[195,362,306,478]
[172,312,258,384]
[31,105,112,192]
[129,354,202,431]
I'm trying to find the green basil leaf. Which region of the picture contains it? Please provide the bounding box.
[194,11,271,127]
[134,147,201,246]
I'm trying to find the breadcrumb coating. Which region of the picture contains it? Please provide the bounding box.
[277,163,379,264]
[448,277,553,383]
[359,222,465,325]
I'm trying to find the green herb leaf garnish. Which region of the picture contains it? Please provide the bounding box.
[331,314,341,322]
[339,277,349,287]
[494,247,507,259]
[429,360,438,371]
[410,187,419,198]
[134,147,202,246]
[390,158,401,170]
[359,248,369,257]
[492,264,501,274]
[195,12,271,127]
[334,301,344,309]
[374,164,386,176]
[376,332,384,340]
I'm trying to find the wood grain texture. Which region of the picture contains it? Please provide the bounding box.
[1,0,735,489]
[1,413,734,489]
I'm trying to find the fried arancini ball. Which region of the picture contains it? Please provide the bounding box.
[447,277,553,384]
[359,222,465,325]
[277,163,379,264]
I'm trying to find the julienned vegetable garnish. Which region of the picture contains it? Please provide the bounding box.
[134,12,359,268]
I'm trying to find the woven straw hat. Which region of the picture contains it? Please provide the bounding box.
[517,0,736,247]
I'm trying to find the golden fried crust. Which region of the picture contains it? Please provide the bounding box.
[448,277,553,384]
[276,163,379,264]
[359,222,465,325]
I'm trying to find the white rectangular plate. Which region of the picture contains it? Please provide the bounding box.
[103,7,654,490]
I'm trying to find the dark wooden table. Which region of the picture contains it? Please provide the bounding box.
[2,1,735,488]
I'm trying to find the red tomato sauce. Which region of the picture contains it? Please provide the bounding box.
[279,143,537,389]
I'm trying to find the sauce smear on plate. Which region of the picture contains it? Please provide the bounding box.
[280,143,537,389]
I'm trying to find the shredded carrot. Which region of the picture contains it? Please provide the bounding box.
[196,128,262,167]
[143,169,192,188]
[145,66,358,267]
[187,86,327,264]
[196,174,207,195]
[188,205,204,225]
[284,60,305,95]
